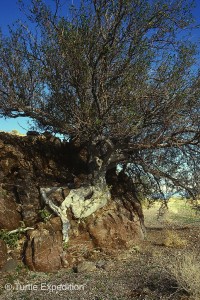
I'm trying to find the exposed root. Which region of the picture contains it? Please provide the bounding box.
[40,180,111,242]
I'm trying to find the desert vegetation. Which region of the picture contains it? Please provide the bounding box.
[0,0,199,206]
[0,0,199,298]
[0,197,199,300]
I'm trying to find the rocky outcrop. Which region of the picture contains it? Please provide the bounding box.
[0,132,85,227]
[24,217,63,272]
[86,200,144,251]
[59,200,144,269]
[0,192,21,230]
[0,132,145,272]
[0,239,8,268]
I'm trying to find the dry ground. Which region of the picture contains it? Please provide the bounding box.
[0,198,200,300]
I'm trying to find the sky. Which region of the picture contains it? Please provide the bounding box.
[0,0,76,134]
[0,0,200,134]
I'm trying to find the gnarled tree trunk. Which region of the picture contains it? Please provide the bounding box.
[41,165,146,243]
[40,172,111,242]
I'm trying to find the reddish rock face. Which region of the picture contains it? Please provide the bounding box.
[0,239,8,268]
[0,193,22,230]
[24,218,63,272]
[86,201,144,252]
[62,200,144,258]
[0,132,145,272]
[0,132,80,228]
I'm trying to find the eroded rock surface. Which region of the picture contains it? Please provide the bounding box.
[0,192,22,230]
[0,132,82,228]
[86,200,144,251]
[0,132,145,272]
[24,217,63,272]
[0,239,8,268]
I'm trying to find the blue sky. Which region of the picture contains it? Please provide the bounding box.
[0,1,24,34]
[0,0,200,134]
[0,1,29,133]
[0,0,76,134]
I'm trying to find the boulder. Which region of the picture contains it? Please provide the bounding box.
[14,179,40,226]
[0,258,18,273]
[0,193,21,230]
[0,239,8,268]
[62,200,144,257]
[0,132,75,227]
[76,261,97,273]
[86,201,144,251]
[24,217,63,272]
[0,132,145,272]
[58,199,144,271]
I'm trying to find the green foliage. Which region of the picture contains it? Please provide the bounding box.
[0,0,199,195]
[39,208,52,222]
[63,242,69,251]
[0,229,19,249]
[10,129,21,135]
[0,187,7,197]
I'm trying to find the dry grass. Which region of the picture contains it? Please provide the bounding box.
[144,198,200,228]
[0,198,199,300]
[167,251,200,300]
[162,230,187,248]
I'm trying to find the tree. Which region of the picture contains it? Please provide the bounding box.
[0,0,199,239]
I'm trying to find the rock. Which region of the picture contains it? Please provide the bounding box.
[142,287,151,295]
[103,260,115,270]
[27,131,40,136]
[96,259,106,269]
[0,194,22,230]
[86,201,144,252]
[57,198,144,269]
[50,189,65,206]
[0,258,18,273]
[14,182,40,226]
[0,132,74,227]
[76,261,97,273]
[0,239,8,268]
[42,131,52,139]
[48,217,62,232]
[24,218,63,272]
[0,132,145,272]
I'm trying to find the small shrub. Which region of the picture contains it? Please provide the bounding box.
[0,187,7,197]
[9,129,25,136]
[167,252,200,300]
[0,229,19,248]
[131,245,141,253]
[163,230,187,248]
[63,242,69,250]
[10,129,20,135]
[39,208,52,222]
